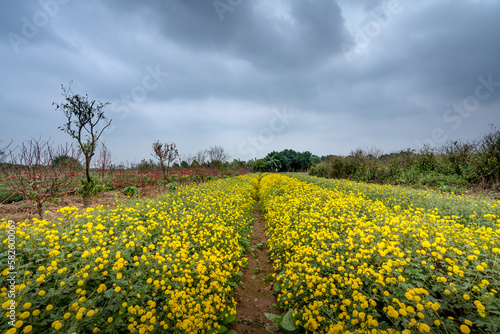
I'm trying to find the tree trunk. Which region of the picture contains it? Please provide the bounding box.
[37,201,44,219]
[83,194,92,208]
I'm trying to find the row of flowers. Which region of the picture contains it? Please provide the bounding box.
[1,175,258,334]
[293,174,500,228]
[260,174,499,333]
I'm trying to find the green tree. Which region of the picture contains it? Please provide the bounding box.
[51,155,82,170]
[252,159,267,172]
[265,153,281,172]
[54,82,112,207]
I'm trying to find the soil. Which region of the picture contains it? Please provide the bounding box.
[229,202,280,334]
[0,186,165,223]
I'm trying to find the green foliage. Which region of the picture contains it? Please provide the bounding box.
[262,149,314,172]
[51,155,82,170]
[0,186,23,204]
[230,159,246,169]
[166,182,178,192]
[476,125,500,185]
[54,83,111,164]
[252,159,267,172]
[265,309,300,333]
[309,126,500,192]
[168,174,180,183]
[77,177,103,197]
[122,185,139,197]
[54,83,112,207]
[136,159,157,172]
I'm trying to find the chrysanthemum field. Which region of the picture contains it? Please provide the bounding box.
[260,174,499,333]
[1,173,499,334]
[1,175,257,334]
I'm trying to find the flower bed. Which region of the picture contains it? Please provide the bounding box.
[1,175,258,334]
[260,174,499,333]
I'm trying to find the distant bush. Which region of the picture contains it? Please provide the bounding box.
[168,174,180,183]
[0,187,23,204]
[310,125,500,191]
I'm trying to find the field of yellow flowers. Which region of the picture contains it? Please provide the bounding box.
[260,174,499,334]
[293,174,500,228]
[1,175,258,334]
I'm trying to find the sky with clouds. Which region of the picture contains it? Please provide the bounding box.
[1,0,500,165]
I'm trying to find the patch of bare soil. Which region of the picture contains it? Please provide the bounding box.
[230,203,280,334]
[0,186,166,223]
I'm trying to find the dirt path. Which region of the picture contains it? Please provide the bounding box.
[230,201,279,334]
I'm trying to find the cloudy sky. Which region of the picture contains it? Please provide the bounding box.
[1,0,500,165]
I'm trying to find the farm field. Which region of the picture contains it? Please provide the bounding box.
[0,167,246,223]
[291,174,500,228]
[1,175,257,334]
[260,174,500,333]
[1,173,499,333]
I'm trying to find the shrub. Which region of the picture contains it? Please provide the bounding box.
[0,187,23,204]
[168,174,180,183]
[475,125,500,186]
[122,185,139,197]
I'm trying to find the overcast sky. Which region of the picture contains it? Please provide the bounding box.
[1,0,500,165]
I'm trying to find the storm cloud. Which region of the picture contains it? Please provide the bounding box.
[1,0,499,164]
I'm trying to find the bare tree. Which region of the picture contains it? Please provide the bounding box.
[195,150,207,165]
[54,82,112,207]
[1,138,80,218]
[0,139,14,163]
[183,153,195,166]
[152,141,179,182]
[93,142,112,182]
[207,145,230,164]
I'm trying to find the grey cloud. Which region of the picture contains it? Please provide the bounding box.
[1,0,499,163]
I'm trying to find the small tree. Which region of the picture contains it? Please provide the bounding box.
[152,141,179,183]
[207,145,230,167]
[265,154,281,172]
[2,138,80,218]
[183,153,195,167]
[92,142,112,183]
[54,82,112,207]
[195,150,208,165]
[0,139,14,163]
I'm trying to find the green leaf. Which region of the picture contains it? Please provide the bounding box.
[264,313,282,325]
[251,274,257,280]
[273,282,281,294]
[279,309,298,333]
[226,331,238,334]
[222,313,236,325]
[217,325,228,333]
